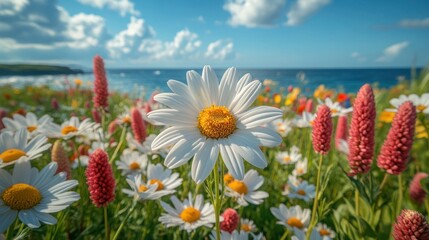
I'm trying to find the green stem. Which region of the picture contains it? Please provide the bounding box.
[112,201,137,240]
[306,154,323,240]
[396,174,403,216]
[425,199,429,216]
[355,189,362,235]
[104,206,110,240]
[214,160,221,240]
[280,228,289,240]
[109,126,127,164]
[5,219,17,240]
[379,173,389,191]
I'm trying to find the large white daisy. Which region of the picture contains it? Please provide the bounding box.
[270,204,311,231]
[40,116,99,140]
[1,112,53,138]
[159,193,215,232]
[225,169,268,206]
[148,66,282,183]
[0,160,80,233]
[388,93,429,114]
[0,129,51,168]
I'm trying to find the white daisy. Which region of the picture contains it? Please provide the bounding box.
[41,116,99,140]
[315,223,336,240]
[148,66,282,183]
[282,175,300,196]
[1,112,53,138]
[240,218,257,233]
[275,146,302,165]
[287,181,316,202]
[292,158,308,176]
[122,173,175,201]
[291,228,322,240]
[159,193,215,232]
[0,160,80,233]
[0,129,51,168]
[389,93,429,114]
[127,133,169,158]
[210,230,249,240]
[270,204,311,231]
[317,98,352,117]
[269,118,292,137]
[116,151,148,176]
[293,111,315,128]
[225,169,268,206]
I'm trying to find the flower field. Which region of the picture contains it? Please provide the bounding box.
[1,56,429,240]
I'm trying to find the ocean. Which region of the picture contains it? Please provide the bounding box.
[0,68,418,98]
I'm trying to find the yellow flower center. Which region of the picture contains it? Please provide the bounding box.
[224,173,234,184]
[319,229,330,236]
[27,126,37,132]
[297,168,304,174]
[149,179,164,191]
[417,104,427,112]
[61,125,78,135]
[129,162,140,170]
[228,180,248,195]
[287,217,304,229]
[180,207,201,223]
[122,116,131,124]
[1,183,42,210]
[0,149,27,163]
[283,156,291,163]
[138,185,148,192]
[241,223,251,232]
[297,189,306,196]
[197,106,236,139]
[331,109,338,114]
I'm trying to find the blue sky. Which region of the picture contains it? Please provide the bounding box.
[0,0,428,68]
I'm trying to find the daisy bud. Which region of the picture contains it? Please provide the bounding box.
[305,99,313,112]
[51,140,71,179]
[86,149,115,207]
[312,105,332,155]
[348,84,376,176]
[409,172,428,204]
[393,209,429,240]
[220,208,239,233]
[51,98,60,110]
[335,115,348,149]
[93,55,109,110]
[131,107,146,143]
[0,109,7,130]
[92,108,101,123]
[377,101,416,175]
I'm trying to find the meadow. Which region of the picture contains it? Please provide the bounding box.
[0,56,429,240]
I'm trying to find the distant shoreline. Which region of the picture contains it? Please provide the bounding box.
[0,64,84,76]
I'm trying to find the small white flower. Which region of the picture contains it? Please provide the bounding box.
[225,169,268,206]
[317,98,352,117]
[275,146,302,165]
[159,193,215,232]
[0,129,51,168]
[269,118,292,137]
[1,112,53,138]
[122,174,175,201]
[293,111,315,128]
[116,151,148,176]
[282,175,301,196]
[288,181,316,202]
[270,204,311,231]
[127,133,169,158]
[210,230,250,240]
[41,116,99,140]
[240,218,257,233]
[291,227,322,240]
[0,160,80,233]
[315,223,336,240]
[292,158,308,176]
[389,93,429,114]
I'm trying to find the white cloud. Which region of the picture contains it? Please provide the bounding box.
[139,29,202,60]
[224,0,286,28]
[0,0,28,16]
[351,52,366,62]
[65,13,106,49]
[399,18,429,28]
[376,41,409,62]
[106,17,155,58]
[78,0,139,16]
[205,40,235,60]
[286,0,330,26]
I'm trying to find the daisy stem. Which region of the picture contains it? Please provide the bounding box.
[214,160,221,240]
[379,173,389,191]
[112,201,137,240]
[424,199,429,216]
[306,154,323,240]
[5,219,18,240]
[104,206,110,240]
[396,174,403,216]
[279,228,289,240]
[109,126,126,164]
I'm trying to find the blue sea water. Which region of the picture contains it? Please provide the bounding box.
[0,68,419,97]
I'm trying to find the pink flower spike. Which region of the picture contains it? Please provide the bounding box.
[393,209,429,240]
[348,84,376,176]
[335,115,348,149]
[377,101,416,175]
[93,55,109,110]
[86,149,115,207]
[409,172,428,205]
[131,107,146,143]
[220,208,239,233]
[312,105,332,155]
[51,140,71,180]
